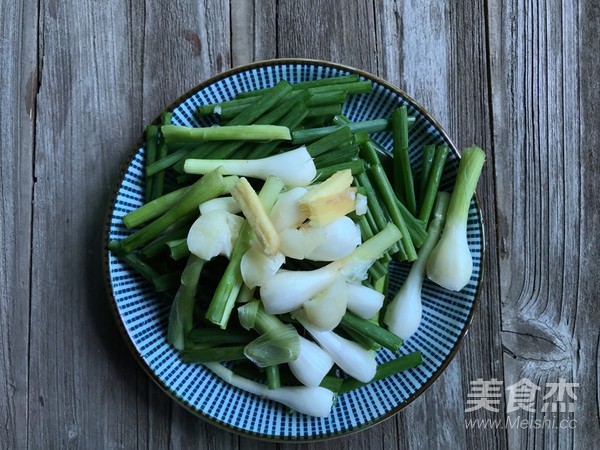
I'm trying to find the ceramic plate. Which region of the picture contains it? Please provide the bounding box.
[103,59,485,441]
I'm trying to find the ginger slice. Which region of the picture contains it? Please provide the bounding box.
[231,177,281,255]
[300,169,356,226]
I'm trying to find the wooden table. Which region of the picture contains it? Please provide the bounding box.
[2,1,599,448]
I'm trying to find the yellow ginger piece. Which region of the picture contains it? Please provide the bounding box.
[300,169,357,226]
[231,177,281,255]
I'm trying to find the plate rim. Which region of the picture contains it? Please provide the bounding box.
[101,57,486,442]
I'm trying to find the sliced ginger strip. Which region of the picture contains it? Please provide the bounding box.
[231,177,281,255]
[300,169,357,226]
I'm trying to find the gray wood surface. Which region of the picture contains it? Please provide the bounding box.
[1,0,598,448]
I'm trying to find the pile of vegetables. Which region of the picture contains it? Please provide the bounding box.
[108,75,485,417]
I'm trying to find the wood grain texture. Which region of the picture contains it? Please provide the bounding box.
[577,0,600,442]
[0,0,37,448]
[446,2,508,449]
[230,0,277,66]
[488,0,600,448]
[1,0,599,448]
[142,0,231,123]
[27,1,146,448]
[276,0,379,74]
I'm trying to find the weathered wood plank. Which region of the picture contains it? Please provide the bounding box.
[444,2,509,449]
[0,0,37,448]
[141,0,231,124]
[488,0,600,448]
[576,0,600,447]
[376,1,451,122]
[27,1,146,448]
[230,0,277,67]
[276,0,378,74]
[139,1,234,448]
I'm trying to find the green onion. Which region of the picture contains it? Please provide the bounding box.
[306,104,343,119]
[260,223,402,314]
[292,118,389,145]
[392,106,416,214]
[319,376,344,394]
[418,144,436,205]
[361,140,417,261]
[354,172,404,259]
[340,311,403,352]
[167,254,205,350]
[201,90,346,121]
[245,102,310,159]
[167,238,189,261]
[306,90,348,107]
[235,74,360,98]
[151,113,172,200]
[306,80,371,96]
[394,198,428,248]
[205,177,283,328]
[123,186,189,229]
[108,240,160,281]
[225,79,293,124]
[384,192,449,339]
[184,147,316,188]
[243,324,301,367]
[341,326,381,351]
[266,366,281,390]
[306,126,352,158]
[314,160,365,182]
[425,146,485,291]
[246,90,309,130]
[338,351,423,394]
[418,145,449,224]
[161,124,291,144]
[187,327,255,348]
[121,169,233,252]
[294,309,377,383]
[180,346,247,363]
[145,148,189,176]
[204,222,252,328]
[237,301,310,389]
[173,80,294,170]
[367,258,387,283]
[367,163,416,260]
[203,362,335,417]
[313,144,360,168]
[152,271,181,293]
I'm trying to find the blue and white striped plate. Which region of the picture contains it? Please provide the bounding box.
[103,59,485,440]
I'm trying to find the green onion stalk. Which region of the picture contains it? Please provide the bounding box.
[425,146,485,291]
